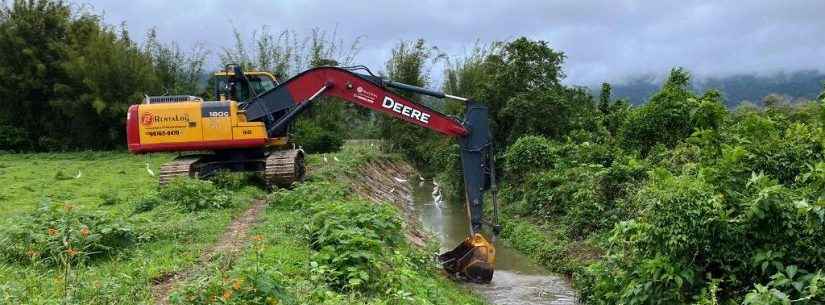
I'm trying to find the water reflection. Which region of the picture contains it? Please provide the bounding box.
[410,180,578,305]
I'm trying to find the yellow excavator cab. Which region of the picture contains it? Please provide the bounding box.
[214,70,279,102]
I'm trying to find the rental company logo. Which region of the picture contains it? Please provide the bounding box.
[354,86,377,104]
[141,112,154,126]
[141,112,190,127]
[382,96,430,124]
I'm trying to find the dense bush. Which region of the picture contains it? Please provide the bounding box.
[579,169,825,304]
[490,68,825,304]
[171,268,295,305]
[0,201,136,265]
[504,135,556,175]
[267,181,469,300]
[293,118,345,154]
[307,199,404,291]
[133,178,232,213]
[621,69,727,154]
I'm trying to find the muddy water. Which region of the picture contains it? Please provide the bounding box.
[408,180,578,305]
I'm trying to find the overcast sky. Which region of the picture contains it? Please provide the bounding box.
[74,0,825,87]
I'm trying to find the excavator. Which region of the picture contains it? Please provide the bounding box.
[126,65,500,283]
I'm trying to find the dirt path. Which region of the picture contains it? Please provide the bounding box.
[150,199,268,305]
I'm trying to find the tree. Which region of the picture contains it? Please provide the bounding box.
[0,0,73,150]
[379,39,443,163]
[479,38,567,145]
[621,68,726,154]
[599,82,612,114]
[144,28,208,96]
[0,0,206,151]
[762,93,787,109]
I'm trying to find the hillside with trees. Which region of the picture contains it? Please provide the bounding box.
[610,70,825,107]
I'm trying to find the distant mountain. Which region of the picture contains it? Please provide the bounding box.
[607,70,825,107]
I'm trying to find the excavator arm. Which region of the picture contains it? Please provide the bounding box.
[238,66,499,283]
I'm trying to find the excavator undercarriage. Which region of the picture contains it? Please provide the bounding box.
[157,148,305,188]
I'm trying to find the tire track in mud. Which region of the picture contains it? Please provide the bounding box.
[150,199,267,305]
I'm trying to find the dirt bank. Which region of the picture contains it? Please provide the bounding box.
[346,158,429,247]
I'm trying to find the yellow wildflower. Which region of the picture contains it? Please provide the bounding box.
[221,289,233,301]
[232,278,244,290]
[26,250,39,258]
[65,247,78,257]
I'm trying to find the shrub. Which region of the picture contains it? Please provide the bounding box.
[161,178,233,211]
[509,157,645,240]
[307,200,404,291]
[210,171,254,191]
[0,201,136,265]
[555,141,616,169]
[170,268,295,305]
[505,135,556,176]
[132,192,162,214]
[268,181,348,211]
[293,119,344,154]
[579,169,825,304]
[99,192,120,206]
[621,69,727,155]
[578,172,722,304]
[133,178,233,213]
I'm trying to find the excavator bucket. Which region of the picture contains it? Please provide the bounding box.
[439,233,496,283]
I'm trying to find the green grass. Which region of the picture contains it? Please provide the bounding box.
[0,152,172,216]
[498,214,601,276]
[0,151,264,304]
[0,144,484,304]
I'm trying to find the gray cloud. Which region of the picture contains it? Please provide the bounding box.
[76,0,825,86]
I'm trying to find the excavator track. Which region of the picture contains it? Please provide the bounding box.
[262,149,305,188]
[158,156,200,186]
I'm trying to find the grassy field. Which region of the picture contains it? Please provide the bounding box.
[0,152,174,216]
[0,145,484,305]
[0,151,263,304]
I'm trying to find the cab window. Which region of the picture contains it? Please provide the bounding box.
[249,75,276,93]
